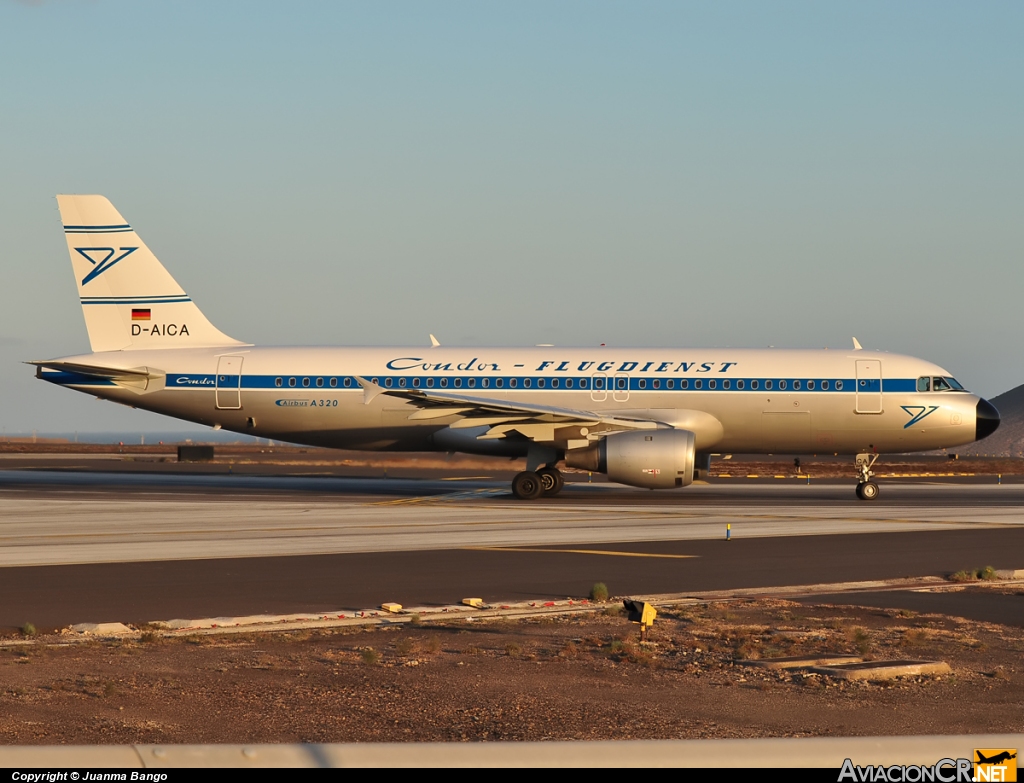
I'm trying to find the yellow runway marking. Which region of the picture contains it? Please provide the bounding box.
[464,546,696,559]
[370,488,506,506]
[440,476,493,481]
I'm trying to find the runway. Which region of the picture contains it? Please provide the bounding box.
[1,472,1023,567]
[0,471,1022,629]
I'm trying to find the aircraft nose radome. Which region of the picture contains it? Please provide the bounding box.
[975,398,1000,441]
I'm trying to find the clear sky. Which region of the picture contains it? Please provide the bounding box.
[1,1,1022,433]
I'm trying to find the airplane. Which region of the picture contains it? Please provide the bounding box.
[976,751,1016,765]
[31,195,1001,500]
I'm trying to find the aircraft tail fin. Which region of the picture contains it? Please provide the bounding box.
[56,195,244,352]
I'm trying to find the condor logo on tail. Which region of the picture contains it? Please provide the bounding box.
[74,247,138,285]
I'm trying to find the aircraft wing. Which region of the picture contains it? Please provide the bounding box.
[356,377,660,446]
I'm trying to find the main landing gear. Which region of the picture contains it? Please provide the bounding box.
[855,453,880,500]
[512,467,564,500]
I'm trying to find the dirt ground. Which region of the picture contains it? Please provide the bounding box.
[1,596,1021,744]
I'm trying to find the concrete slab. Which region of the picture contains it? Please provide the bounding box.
[67,622,133,636]
[740,654,863,669]
[810,660,951,680]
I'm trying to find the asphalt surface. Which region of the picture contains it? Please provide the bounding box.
[2,528,1022,630]
[0,467,1019,504]
[0,469,1022,630]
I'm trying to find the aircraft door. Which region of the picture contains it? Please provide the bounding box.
[215,355,244,410]
[613,372,630,402]
[855,359,882,414]
[591,373,608,402]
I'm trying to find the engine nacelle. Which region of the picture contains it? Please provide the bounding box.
[565,429,696,489]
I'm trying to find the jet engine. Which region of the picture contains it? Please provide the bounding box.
[565,429,696,489]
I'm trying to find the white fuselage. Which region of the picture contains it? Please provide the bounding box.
[39,345,986,457]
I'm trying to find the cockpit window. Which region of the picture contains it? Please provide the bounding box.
[945,377,964,390]
[917,377,931,392]
[932,377,952,392]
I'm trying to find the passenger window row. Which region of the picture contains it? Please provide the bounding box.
[270,376,857,391]
[276,377,350,388]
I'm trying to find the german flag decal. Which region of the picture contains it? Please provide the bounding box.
[131,308,151,321]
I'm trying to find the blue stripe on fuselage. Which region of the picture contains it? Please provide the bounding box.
[40,371,947,397]
[158,374,929,394]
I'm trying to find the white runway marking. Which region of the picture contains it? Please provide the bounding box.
[1,484,1022,567]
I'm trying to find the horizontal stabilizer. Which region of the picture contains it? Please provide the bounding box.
[27,360,160,380]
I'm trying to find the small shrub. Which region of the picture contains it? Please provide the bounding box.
[409,614,421,626]
[558,641,579,660]
[504,643,521,658]
[590,582,609,602]
[849,627,871,656]
[734,641,759,660]
[394,638,414,656]
[422,636,441,654]
[103,682,118,698]
[602,605,623,617]
[630,648,656,667]
[139,631,160,644]
[951,566,999,582]
[904,629,929,647]
[360,648,380,666]
[20,622,36,637]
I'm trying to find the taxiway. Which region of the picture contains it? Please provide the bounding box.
[0,471,1022,629]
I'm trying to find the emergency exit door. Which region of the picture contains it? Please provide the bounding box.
[855,359,882,414]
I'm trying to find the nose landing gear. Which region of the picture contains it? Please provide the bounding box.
[855,453,880,500]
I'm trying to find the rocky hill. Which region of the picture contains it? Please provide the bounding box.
[954,383,1024,457]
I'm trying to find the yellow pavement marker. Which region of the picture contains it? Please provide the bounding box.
[463,546,696,559]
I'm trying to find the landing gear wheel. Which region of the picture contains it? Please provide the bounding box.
[512,471,544,500]
[856,481,879,500]
[854,453,880,501]
[537,468,565,497]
